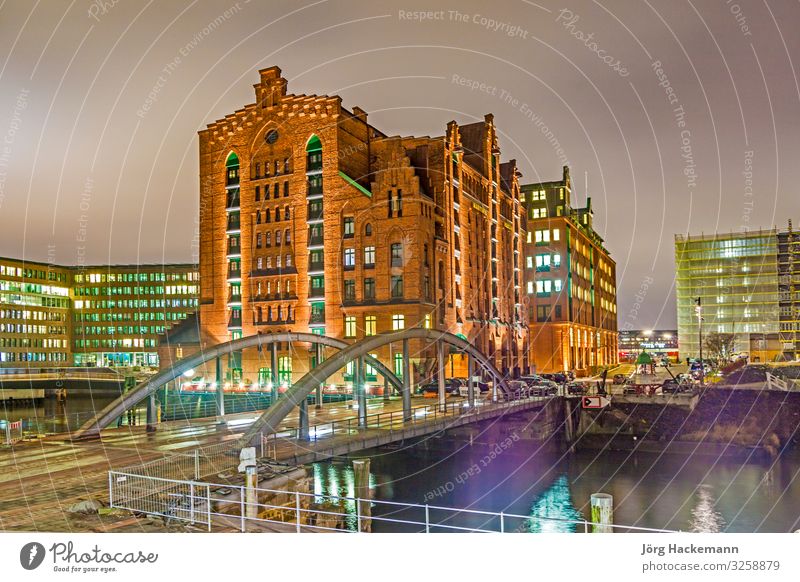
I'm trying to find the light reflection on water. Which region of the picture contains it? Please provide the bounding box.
[311,427,800,533]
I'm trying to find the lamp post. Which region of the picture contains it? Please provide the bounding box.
[695,297,704,386]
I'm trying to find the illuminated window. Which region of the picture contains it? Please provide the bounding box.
[344,316,357,338]
[392,314,405,330]
[365,315,377,336]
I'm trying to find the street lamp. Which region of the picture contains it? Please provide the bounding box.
[695,298,704,386]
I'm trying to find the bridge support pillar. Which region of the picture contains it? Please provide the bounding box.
[271,343,279,404]
[145,393,157,432]
[356,357,366,428]
[437,341,446,411]
[314,343,323,409]
[352,458,371,532]
[402,339,412,421]
[215,356,225,418]
[467,355,475,408]
[298,398,309,440]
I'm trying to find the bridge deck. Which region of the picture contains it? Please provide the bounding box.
[0,395,548,531]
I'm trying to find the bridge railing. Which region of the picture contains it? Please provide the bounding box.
[115,394,549,481]
[107,469,676,534]
[259,395,548,458]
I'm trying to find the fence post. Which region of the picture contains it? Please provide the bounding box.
[206,484,212,532]
[425,504,430,533]
[240,486,245,532]
[108,472,114,508]
[194,450,200,480]
[189,483,195,524]
[500,511,505,533]
[353,458,371,532]
[295,491,301,533]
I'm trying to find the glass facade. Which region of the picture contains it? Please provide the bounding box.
[675,230,780,360]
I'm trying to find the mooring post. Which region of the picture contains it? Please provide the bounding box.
[590,493,613,533]
[352,458,371,532]
[402,339,412,421]
[239,447,258,524]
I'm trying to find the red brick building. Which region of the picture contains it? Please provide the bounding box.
[198,67,528,389]
[521,167,618,376]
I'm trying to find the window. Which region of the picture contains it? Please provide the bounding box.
[536,305,551,322]
[365,315,377,336]
[344,316,357,338]
[265,232,271,246]
[284,206,290,220]
[554,279,562,292]
[552,228,560,241]
[423,314,431,329]
[553,253,561,267]
[555,305,562,319]
[536,280,552,295]
[256,233,262,248]
[391,243,403,267]
[255,185,260,201]
[527,281,534,294]
[535,229,550,244]
[365,223,372,236]
[344,248,355,269]
[285,229,291,243]
[392,314,405,331]
[391,275,403,298]
[531,207,547,219]
[283,181,289,197]
[344,279,355,301]
[364,246,376,268]
[273,183,279,199]
[285,254,292,267]
[364,278,375,300]
[526,256,533,269]
[276,230,281,245]
[343,217,354,238]
[535,254,551,270]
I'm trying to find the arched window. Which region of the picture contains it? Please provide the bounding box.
[365,223,372,236]
[276,230,282,245]
[225,152,239,186]
[274,208,280,222]
[285,228,291,243]
[284,206,290,220]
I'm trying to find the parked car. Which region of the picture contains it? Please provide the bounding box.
[566,382,586,395]
[418,378,465,397]
[456,379,490,396]
[661,378,685,394]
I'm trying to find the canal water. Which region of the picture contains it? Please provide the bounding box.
[311,427,800,533]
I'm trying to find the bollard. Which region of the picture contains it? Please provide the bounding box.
[352,458,371,532]
[590,493,613,533]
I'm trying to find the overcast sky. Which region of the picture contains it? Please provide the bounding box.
[1,0,798,328]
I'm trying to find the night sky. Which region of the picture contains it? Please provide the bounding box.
[1,0,798,328]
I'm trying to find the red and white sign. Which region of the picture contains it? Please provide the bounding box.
[582,396,610,409]
[9,420,22,430]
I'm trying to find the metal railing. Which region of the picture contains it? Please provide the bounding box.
[259,396,548,457]
[107,470,676,534]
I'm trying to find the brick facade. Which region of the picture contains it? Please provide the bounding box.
[198,67,529,388]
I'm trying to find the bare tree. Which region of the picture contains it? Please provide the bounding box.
[704,332,736,363]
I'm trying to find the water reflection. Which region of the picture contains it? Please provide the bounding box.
[526,475,584,533]
[311,433,800,532]
[688,485,725,533]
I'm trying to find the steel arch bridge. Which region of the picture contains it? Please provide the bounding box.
[73,332,403,439]
[239,328,510,447]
